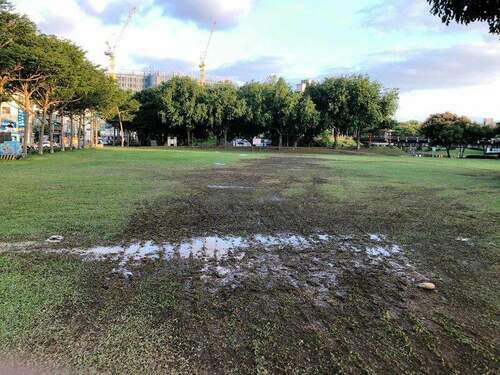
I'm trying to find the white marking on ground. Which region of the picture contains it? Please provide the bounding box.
[207,185,254,190]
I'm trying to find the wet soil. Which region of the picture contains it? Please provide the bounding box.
[126,157,367,242]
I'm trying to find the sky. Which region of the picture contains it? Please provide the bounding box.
[11,0,500,121]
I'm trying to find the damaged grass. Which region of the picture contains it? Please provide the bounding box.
[1,151,499,373]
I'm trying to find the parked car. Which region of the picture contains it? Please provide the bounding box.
[232,138,252,147]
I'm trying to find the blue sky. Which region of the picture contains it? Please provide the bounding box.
[13,0,500,121]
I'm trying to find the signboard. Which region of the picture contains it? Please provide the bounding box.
[17,110,25,129]
[0,141,22,157]
[1,120,16,130]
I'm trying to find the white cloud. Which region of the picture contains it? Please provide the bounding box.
[155,0,254,29]
[398,81,500,121]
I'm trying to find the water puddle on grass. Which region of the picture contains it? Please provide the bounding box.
[3,233,425,303]
[76,233,405,266]
[207,185,255,190]
[80,233,328,263]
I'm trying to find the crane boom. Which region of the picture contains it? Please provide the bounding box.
[105,6,138,79]
[199,21,216,87]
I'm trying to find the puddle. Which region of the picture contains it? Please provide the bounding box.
[5,233,412,287]
[207,185,255,190]
[46,235,64,243]
[80,233,338,264]
[75,233,406,267]
[369,234,385,242]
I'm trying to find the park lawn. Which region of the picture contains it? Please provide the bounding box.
[0,148,499,374]
[0,148,260,245]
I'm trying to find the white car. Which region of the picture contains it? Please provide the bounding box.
[232,138,252,147]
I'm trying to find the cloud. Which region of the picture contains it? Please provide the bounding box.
[38,15,75,35]
[357,0,487,33]
[132,55,196,74]
[79,0,135,24]
[210,56,285,83]
[155,0,254,29]
[324,41,500,92]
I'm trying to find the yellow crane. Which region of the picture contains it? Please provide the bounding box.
[105,6,137,80]
[199,21,216,87]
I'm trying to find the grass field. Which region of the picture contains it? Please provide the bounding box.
[1,148,499,374]
[0,148,259,244]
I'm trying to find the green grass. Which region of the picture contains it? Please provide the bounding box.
[0,148,259,244]
[0,148,499,373]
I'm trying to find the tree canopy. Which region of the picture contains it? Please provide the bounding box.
[427,0,500,34]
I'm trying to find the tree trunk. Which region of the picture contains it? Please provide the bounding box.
[224,129,228,148]
[60,111,66,152]
[95,116,99,146]
[83,113,88,148]
[117,108,125,147]
[356,127,361,150]
[49,112,54,154]
[332,127,339,148]
[38,110,47,155]
[69,115,74,150]
[79,115,84,149]
[89,116,94,148]
[22,96,31,158]
[446,147,451,158]
[0,101,3,131]
[278,132,283,149]
[186,128,191,146]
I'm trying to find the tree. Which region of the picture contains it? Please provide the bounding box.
[292,94,319,147]
[268,77,297,148]
[0,1,36,135]
[7,34,48,157]
[394,120,422,137]
[32,35,86,154]
[206,82,246,146]
[237,81,271,140]
[307,78,348,147]
[160,76,201,146]
[344,76,398,149]
[421,112,470,157]
[427,0,500,34]
[459,122,494,158]
[132,87,164,145]
[103,88,140,147]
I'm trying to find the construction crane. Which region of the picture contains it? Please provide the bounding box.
[105,6,137,80]
[199,21,216,87]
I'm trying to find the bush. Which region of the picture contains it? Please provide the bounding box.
[315,132,357,148]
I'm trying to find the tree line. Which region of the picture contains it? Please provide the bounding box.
[3,0,496,157]
[421,112,499,158]
[126,75,399,148]
[0,0,127,157]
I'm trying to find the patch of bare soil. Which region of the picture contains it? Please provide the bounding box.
[125,157,357,242]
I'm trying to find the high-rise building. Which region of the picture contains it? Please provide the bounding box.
[295,79,313,93]
[115,71,192,92]
[483,118,496,128]
[116,72,147,92]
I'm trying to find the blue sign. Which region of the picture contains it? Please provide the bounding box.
[0,141,22,157]
[18,110,25,129]
[1,120,16,130]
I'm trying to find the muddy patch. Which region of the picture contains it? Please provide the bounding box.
[21,233,431,306]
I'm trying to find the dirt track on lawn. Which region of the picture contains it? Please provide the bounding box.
[126,156,363,241]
